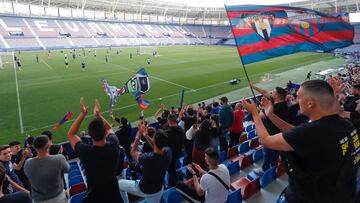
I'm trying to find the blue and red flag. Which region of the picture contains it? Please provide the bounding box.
[101,68,151,115]
[225,5,354,64]
[51,111,73,131]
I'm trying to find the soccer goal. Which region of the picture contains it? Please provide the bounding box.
[139,46,160,56]
[0,51,16,69]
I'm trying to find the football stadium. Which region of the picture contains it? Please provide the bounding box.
[0,0,359,202]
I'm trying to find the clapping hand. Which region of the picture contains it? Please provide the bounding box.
[187,164,196,175]
[192,163,205,175]
[93,99,101,117]
[80,97,88,115]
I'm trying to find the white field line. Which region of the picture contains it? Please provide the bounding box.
[41,59,53,69]
[12,51,24,134]
[27,80,230,132]
[25,55,337,132]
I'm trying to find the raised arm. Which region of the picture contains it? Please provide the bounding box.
[131,122,144,162]
[67,97,87,150]
[154,103,165,118]
[242,99,293,151]
[94,99,112,133]
[261,97,295,132]
[249,83,271,99]
[142,124,154,149]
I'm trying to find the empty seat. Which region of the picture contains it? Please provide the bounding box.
[247,130,256,139]
[260,167,277,188]
[68,170,82,179]
[69,162,80,171]
[249,138,260,149]
[227,160,240,175]
[238,141,250,154]
[225,188,242,203]
[245,124,254,132]
[69,182,87,197]
[69,175,84,188]
[69,191,85,203]
[239,154,253,169]
[227,145,239,159]
[160,187,184,203]
[231,177,260,200]
[252,149,263,162]
[239,133,248,144]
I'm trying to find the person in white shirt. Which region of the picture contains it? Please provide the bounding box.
[176,147,230,203]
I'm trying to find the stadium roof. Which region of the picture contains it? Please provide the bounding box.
[3,0,360,23]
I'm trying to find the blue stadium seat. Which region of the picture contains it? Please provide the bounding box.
[260,167,277,188]
[244,113,252,122]
[220,150,227,162]
[247,130,256,139]
[245,125,254,132]
[176,168,184,181]
[68,170,81,179]
[181,155,191,166]
[227,160,240,175]
[238,141,249,154]
[176,159,181,170]
[225,188,242,203]
[69,162,80,171]
[247,171,259,181]
[69,175,84,188]
[69,191,85,203]
[160,187,184,203]
[252,149,263,162]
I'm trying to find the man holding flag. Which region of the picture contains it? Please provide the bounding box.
[225,4,357,202]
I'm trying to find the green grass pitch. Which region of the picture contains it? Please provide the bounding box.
[0,45,336,145]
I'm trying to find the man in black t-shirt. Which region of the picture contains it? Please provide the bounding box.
[180,107,197,165]
[113,117,132,162]
[243,80,359,202]
[165,114,185,187]
[67,98,123,203]
[9,141,31,190]
[250,83,289,173]
[118,122,172,203]
[344,84,360,112]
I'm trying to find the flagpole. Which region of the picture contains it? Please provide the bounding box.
[224,4,258,102]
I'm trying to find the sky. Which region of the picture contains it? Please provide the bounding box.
[160,0,306,8]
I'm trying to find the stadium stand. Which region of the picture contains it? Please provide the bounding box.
[1,0,360,202]
[0,16,231,51]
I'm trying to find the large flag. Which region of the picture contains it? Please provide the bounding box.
[102,68,150,115]
[225,5,354,64]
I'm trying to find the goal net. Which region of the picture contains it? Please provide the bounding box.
[0,51,16,69]
[139,46,159,56]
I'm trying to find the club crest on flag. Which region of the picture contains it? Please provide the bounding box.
[242,13,275,42]
[286,10,325,37]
